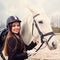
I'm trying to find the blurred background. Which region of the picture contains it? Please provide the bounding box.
[0,0,60,33]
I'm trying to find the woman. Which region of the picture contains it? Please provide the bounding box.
[4,16,37,60]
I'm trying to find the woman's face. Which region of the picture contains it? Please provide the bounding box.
[11,22,20,34]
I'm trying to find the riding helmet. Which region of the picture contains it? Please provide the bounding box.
[7,16,21,27]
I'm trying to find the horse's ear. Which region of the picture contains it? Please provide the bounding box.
[27,7,34,13]
[27,7,36,16]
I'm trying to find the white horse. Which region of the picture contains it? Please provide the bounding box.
[21,7,58,51]
[21,8,59,60]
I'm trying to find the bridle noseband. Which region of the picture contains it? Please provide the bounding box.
[32,14,55,52]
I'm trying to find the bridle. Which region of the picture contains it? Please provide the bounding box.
[32,14,55,52]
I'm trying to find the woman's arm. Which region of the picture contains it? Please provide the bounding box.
[21,35,37,50]
[25,41,37,50]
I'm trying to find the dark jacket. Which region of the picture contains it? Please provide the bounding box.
[7,35,36,60]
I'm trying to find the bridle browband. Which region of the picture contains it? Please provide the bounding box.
[32,14,55,52]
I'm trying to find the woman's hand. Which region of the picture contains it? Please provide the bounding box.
[32,37,39,44]
[27,49,37,56]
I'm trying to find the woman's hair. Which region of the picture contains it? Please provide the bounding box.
[3,31,12,56]
[4,29,26,56]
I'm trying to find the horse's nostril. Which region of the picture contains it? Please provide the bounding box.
[52,42,55,47]
[52,42,57,49]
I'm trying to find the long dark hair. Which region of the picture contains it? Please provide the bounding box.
[4,23,26,55]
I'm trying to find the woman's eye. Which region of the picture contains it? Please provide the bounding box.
[38,21,43,24]
[12,25,16,27]
[17,25,20,27]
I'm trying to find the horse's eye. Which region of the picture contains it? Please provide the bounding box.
[38,21,43,24]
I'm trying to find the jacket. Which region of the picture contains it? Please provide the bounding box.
[7,35,36,60]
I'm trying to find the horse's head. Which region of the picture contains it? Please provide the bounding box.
[27,8,58,50]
